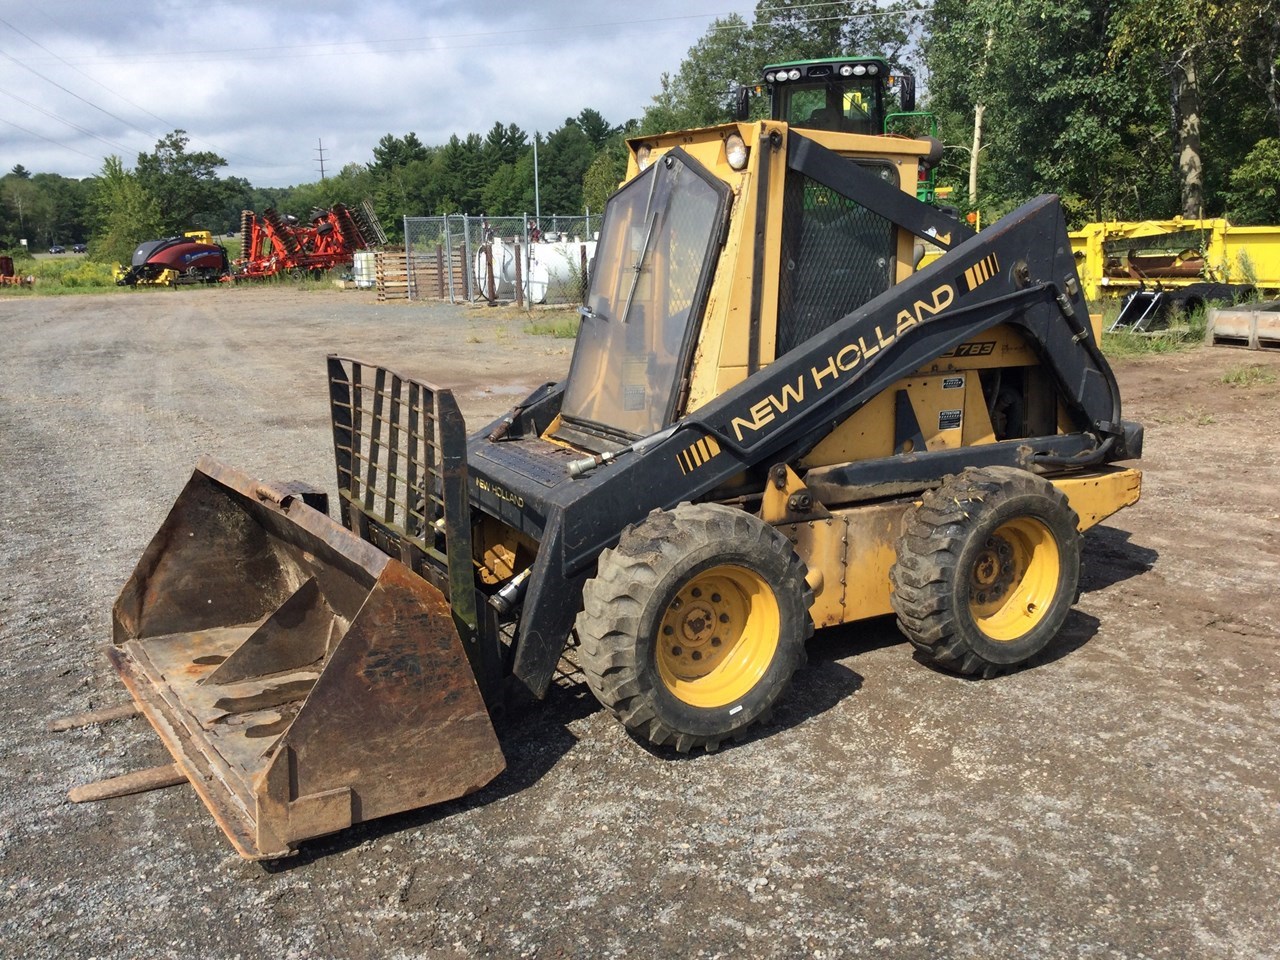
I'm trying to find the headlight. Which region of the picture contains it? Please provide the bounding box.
[635,145,651,170]
[725,133,749,170]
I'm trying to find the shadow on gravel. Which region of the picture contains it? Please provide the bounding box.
[626,619,887,761]
[906,607,1102,680]
[1080,524,1159,593]
[263,674,604,871]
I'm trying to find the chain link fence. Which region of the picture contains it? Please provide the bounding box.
[401,213,602,307]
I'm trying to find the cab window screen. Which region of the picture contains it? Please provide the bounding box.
[775,168,895,355]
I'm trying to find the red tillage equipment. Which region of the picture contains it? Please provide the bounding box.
[237,202,385,280]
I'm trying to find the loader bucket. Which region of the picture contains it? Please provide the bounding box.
[108,456,505,860]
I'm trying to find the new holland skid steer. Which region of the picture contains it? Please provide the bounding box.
[82,57,1142,859]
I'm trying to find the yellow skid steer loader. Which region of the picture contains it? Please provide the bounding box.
[74,57,1142,859]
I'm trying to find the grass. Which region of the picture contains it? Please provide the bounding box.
[0,242,348,296]
[0,256,119,295]
[1098,300,1209,358]
[1219,365,1278,387]
[524,310,581,338]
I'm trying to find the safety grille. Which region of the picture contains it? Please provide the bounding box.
[327,356,467,570]
[776,170,895,355]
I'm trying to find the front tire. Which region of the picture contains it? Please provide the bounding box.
[576,503,812,752]
[890,467,1081,677]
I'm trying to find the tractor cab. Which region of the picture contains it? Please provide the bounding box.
[745,56,915,135]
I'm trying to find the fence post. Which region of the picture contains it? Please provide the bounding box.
[444,216,454,303]
[462,214,472,301]
[435,244,445,299]
[580,244,589,304]
[514,242,523,308]
[485,243,496,304]
[403,216,412,301]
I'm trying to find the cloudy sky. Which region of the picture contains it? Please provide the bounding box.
[0,0,756,187]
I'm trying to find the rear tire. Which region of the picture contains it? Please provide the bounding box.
[576,503,812,752]
[890,467,1080,677]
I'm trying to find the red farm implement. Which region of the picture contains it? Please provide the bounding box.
[237,201,386,280]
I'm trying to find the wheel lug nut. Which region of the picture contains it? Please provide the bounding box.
[711,593,721,603]
[976,592,987,603]
[710,637,721,647]
[691,651,702,661]
[662,625,674,636]
[692,587,702,598]
[671,646,683,656]
[719,613,729,624]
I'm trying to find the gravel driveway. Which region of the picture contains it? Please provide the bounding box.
[1,286,1277,959]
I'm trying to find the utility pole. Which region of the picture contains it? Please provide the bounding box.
[533,133,541,225]
[315,138,328,180]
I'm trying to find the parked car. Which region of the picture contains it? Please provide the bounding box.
[72,243,87,254]
[48,245,66,254]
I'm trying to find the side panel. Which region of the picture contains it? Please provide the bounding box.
[777,466,1143,629]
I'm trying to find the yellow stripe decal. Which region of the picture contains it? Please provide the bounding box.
[676,436,722,474]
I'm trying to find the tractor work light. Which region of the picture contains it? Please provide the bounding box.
[787,68,801,80]
[852,64,867,76]
[725,134,749,170]
[765,71,776,82]
[839,64,855,77]
[635,145,652,170]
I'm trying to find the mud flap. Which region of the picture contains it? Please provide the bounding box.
[109,456,505,860]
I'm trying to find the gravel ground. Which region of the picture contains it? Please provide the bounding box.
[1,286,1278,959]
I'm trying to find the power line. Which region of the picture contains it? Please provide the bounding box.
[4,88,134,153]
[0,115,99,162]
[0,15,278,169]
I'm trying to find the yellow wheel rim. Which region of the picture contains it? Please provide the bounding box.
[968,517,1061,642]
[655,564,780,708]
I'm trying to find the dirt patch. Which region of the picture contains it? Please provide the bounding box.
[1,287,1278,959]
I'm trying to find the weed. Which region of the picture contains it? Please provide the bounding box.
[1219,365,1277,387]
[525,315,581,338]
[1101,327,1200,357]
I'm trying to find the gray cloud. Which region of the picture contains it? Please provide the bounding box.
[0,0,752,185]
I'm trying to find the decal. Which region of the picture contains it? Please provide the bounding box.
[476,477,525,508]
[942,341,996,358]
[942,376,965,390]
[677,435,722,475]
[730,281,958,442]
[958,252,1000,293]
[938,409,963,431]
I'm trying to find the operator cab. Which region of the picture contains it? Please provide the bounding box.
[750,57,915,135]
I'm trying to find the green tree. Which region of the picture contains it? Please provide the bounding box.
[371,132,430,171]
[582,143,628,214]
[925,0,1170,224]
[1224,138,1280,223]
[135,130,231,232]
[641,3,925,135]
[538,120,595,214]
[88,155,163,263]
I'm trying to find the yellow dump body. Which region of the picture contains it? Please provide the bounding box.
[1070,217,1280,300]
